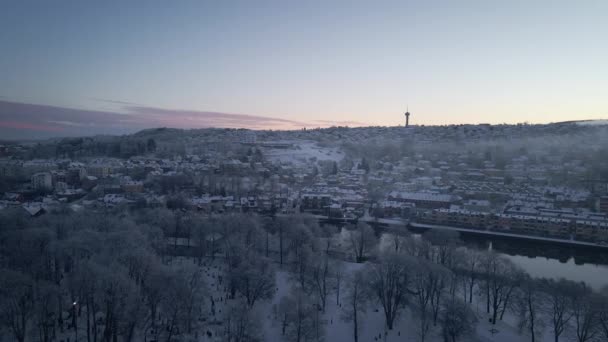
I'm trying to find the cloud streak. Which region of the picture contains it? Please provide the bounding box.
[0,120,65,132]
[0,100,370,139]
[90,98,143,106]
[313,119,371,127]
[125,106,310,130]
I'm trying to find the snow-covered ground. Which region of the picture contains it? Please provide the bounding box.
[166,255,572,342]
[264,141,343,165]
[156,228,608,342]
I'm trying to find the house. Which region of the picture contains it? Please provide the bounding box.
[122,181,144,193]
[388,191,455,209]
[599,196,608,214]
[31,172,53,191]
[300,193,331,215]
[22,202,45,216]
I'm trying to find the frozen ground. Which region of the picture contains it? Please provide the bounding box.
[166,256,567,342]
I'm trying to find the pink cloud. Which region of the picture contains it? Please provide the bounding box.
[125,106,308,130]
[0,120,65,132]
[0,99,371,139]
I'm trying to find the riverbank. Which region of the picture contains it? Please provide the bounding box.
[312,213,608,250]
[408,222,608,250]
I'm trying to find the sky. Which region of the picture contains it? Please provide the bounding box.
[1,0,607,139]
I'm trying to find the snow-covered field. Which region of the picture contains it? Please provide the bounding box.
[166,255,569,342]
[264,141,343,165]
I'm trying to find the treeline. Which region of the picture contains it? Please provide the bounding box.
[25,136,158,159]
[355,230,608,342]
[2,207,608,342]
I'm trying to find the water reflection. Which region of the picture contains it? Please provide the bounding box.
[503,254,608,291]
[378,232,608,291]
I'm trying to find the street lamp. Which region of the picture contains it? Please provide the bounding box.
[72,301,78,342]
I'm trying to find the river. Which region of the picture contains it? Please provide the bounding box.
[461,232,608,291]
[328,219,608,291]
[378,230,608,290]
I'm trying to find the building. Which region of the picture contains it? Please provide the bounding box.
[22,160,58,176]
[54,181,68,193]
[388,191,455,209]
[300,193,332,214]
[67,166,86,185]
[31,172,53,191]
[600,196,608,214]
[87,164,110,178]
[122,181,144,193]
[0,160,22,177]
[417,208,608,243]
[241,131,257,144]
[373,201,415,218]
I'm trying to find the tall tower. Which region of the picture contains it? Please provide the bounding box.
[404,106,411,127]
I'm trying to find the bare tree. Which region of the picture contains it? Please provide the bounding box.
[223,299,263,342]
[401,234,432,260]
[541,278,577,342]
[366,252,413,330]
[0,269,34,342]
[235,255,276,307]
[288,223,315,264]
[0,207,209,342]
[570,283,601,342]
[274,217,289,265]
[335,267,343,306]
[261,216,275,258]
[480,252,522,324]
[290,244,313,288]
[276,296,293,337]
[423,229,461,268]
[142,263,173,340]
[515,275,546,342]
[204,216,222,261]
[193,216,210,265]
[312,223,338,254]
[430,266,453,326]
[341,269,370,342]
[221,214,264,298]
[599,287,608,341]
[411,260,451,342]
[306,253,334,312]
[390,232,408,253]
[410,260,435,342]
[276,214,319,266]
[281,286,325,342]
[347,222,377,263]
[461,248,482,304]
[141,208,176,262]
[33,280,59,342]
[66,260,98,342]
[440,298,478,342]
[179,263,206,334]
[161,273,193,342]
[119,286,147,342]
[96,264,138,342]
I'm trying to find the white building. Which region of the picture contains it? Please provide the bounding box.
[31,172,53,191]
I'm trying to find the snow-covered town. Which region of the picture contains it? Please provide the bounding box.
[3,1,608,342]
[2,123,608,245]
[2,122,608,342]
